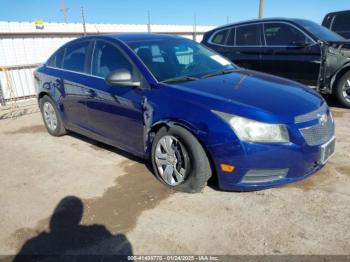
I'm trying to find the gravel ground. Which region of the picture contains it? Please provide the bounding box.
[0,99,349,257]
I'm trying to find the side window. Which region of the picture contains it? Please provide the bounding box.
[332,13,350,32]
[211,29,229,45]
[174,45,194,65]
[264,23,311,46]
[62,41,90,73]
[92,41,133,78]
[47,48,65,68]
[236,24,260,46]
[226,28,236,46]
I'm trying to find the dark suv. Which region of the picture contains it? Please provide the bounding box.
[323,10,350,39]
[202,18,350,107]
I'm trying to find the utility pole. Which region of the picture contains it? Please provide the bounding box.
[60,0,69,23]
[193,14,197,41]
[81,6,87,36]
[226,16,230,24]
[258,0,265,19]
[147,10,151,33]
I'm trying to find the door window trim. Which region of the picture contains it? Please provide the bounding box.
[207,21,317,48]
[262,21,316,47]
[46,39,93,73]
[234,23,263,47]
[209,22,264,47]
[89,39,142,81]
[207,28,231,47]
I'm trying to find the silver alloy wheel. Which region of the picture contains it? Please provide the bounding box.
[43,102,58,131]
[342,79,350,102]
[154,135,189,186]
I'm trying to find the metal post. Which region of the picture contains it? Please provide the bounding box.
[0,76,5,106]
[81,6,87,36]
[258,0,265,19]
[193,14,197,41]
[60,0,69,23]
[226,16,230,24]
[147,10,151,33]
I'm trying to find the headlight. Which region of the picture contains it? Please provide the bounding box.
[212,110,290,143]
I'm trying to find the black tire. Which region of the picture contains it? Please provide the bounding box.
[39,95,67,136]
[335,71,350,108]
[151,125,212,193]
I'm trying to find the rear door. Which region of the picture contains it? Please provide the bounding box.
[219,24,262,70]
[51,40,92,129]
[259,22,321,86]
[204,24,262,70]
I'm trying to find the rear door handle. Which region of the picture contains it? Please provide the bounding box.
[87,89,97,97]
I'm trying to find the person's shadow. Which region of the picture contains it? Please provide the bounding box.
[13,196,133,262]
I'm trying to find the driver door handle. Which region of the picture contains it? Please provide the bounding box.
[87,89,97,98]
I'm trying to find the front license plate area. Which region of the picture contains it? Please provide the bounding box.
[320,137,336,164]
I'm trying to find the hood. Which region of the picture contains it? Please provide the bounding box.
[166,69,324,124]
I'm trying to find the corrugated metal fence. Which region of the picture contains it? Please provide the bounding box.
[0,21,214,105]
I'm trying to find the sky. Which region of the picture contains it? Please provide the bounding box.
[0,0,349,26]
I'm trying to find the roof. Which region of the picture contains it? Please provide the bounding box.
[209,17,310,31]
[324,9,350,16]
[105,33,184,42]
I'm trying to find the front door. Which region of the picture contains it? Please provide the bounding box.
[84,40,145,155]
[259,22,321,86]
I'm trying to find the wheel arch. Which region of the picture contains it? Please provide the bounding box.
[147,119,218,181]
[37,91,67,128]
[331,64,350,93]
[37,91,53,103]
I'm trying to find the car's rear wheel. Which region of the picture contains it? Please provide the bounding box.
[335,71,350,108]
[40,95,66,136]
[151,126,212,193]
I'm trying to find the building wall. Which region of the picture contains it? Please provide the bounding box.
[0,21,214,102]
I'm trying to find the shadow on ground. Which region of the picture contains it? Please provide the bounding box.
[13,196,133,262]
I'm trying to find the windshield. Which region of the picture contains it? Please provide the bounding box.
[295,19,345,41]
[127,38,237,82]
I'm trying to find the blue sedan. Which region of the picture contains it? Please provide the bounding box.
[35,33,335,192]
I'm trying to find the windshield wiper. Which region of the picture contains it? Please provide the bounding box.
[161,76,199,84]
[200,69,236,79]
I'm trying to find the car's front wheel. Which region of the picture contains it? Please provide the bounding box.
[151,126,212,193]
[39,95,66,136]
[335,71,350,108]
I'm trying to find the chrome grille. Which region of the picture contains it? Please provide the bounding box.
[299,113,334,146]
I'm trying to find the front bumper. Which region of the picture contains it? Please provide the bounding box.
[208,137,334,192]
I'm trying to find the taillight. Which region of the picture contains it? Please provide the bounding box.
[33,70,39,80]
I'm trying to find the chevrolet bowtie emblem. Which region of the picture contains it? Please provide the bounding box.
[320,113,328,126]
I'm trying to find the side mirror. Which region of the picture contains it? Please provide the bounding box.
[105,69,141,87]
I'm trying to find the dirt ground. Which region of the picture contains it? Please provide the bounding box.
[0,98,349,256]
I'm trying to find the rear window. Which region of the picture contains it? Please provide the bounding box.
[47,48,65,68]
[62,41,90,73]
[211,29,229,45]
[332,13,350,31]
[236,24,260,46]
